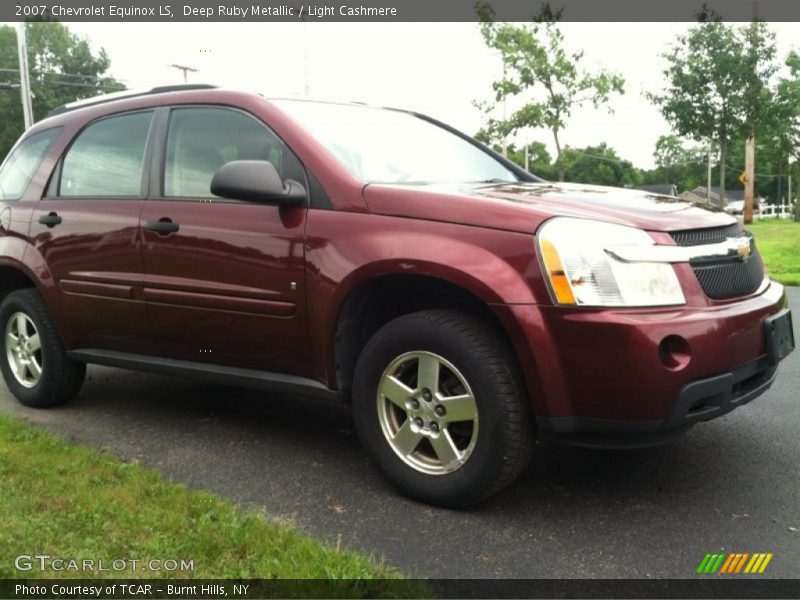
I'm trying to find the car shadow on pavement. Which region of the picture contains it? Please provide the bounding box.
[59,366,733,512]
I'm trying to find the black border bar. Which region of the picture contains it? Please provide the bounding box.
[4,0,800,22]
[2,578,800,599]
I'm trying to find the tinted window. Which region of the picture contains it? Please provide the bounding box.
[164,107,304,198]
[0,128,61,200]
[60,111,153,197]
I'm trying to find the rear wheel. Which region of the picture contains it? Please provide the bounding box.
[352,309,533,507]
[0,289,85,407]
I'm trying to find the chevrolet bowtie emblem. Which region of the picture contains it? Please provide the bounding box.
[735,237,752,260]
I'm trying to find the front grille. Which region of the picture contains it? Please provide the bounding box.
[690,253,766,299]
[669,224,765,300]
[670,223,742,246]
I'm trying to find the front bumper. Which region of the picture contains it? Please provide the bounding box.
[494,280,792,448]
[536,354,778,448]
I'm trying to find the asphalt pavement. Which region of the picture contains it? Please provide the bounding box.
[1,288,798,579]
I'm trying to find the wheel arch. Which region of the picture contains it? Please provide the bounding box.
[0,259,44,304]
[332,271,540,413]
[0,254,67,348]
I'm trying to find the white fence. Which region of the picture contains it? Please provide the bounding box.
[755,202,796,219]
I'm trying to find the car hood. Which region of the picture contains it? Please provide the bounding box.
[363,181,736,234]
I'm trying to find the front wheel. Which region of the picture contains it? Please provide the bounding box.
[0,288,85,408]
[352,310,533,507]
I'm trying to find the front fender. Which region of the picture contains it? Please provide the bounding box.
[304,210,549,388]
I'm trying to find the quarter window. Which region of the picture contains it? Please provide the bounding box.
[163,107,304,198]
[60,111,153,197]
[0,128,61,201]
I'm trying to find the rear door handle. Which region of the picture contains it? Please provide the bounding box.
[145,218,179,234]
[38,212,62,227]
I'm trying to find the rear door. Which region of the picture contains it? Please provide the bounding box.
[30,110,155,352]
[139,106,309,374]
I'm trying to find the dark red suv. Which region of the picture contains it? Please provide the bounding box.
[0,85,794,506]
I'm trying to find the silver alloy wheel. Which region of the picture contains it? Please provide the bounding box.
[4,311,43,388]
[377,351,479,475]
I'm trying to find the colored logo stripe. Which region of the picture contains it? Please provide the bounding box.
[697,553,726,573]
[697,552,773,574]
[720,553,749,573]
[744,553,773,574]
[719,554,736,573]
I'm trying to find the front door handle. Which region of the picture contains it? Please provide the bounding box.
[38,211,62,227]
[145,218,180,234]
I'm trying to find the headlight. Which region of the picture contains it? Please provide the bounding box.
[536,217,685,307]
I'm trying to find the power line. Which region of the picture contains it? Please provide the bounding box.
[0,67,128,84]
[563,149,634,166]
[0,67,125,92]
[725,162,785,179]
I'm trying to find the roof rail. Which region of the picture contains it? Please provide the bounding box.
[46,84,218,118]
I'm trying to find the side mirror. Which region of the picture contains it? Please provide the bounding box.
[210,160,306,205]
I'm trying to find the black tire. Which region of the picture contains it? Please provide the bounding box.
[352,309,534,507]
[0,288,85,408]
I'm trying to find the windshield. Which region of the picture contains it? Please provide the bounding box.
[273,100,518,185]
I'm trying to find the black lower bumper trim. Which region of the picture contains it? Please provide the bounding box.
[663,355,776,429]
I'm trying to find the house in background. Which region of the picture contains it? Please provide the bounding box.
[634,183,679,197]
[678,186,761,214]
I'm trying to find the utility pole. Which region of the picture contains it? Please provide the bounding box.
[301,19,310,96]
[706,145,712,205]
[743,0,758,224]
[16,23,34,129]
[744,136,755,224]
[524,143,529,172]
[168,64,197,83]
[502,62,508,158]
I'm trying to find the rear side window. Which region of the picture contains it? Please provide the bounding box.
[0,128,61,200]
[60,111,153,197]
[163,107,305,198]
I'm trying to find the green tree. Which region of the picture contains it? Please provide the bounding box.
[649,20,778,205]
[774,51,800,219]
[475,6,624,181]
[560,143,641,187]
[516,140,556,179]
[648,135,708,194]
[0,23,123,157]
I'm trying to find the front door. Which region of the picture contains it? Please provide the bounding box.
[140,106,309,375]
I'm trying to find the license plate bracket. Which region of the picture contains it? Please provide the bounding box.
[765,309,795,366]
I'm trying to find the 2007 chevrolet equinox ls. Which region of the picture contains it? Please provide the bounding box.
[0,85,794,506]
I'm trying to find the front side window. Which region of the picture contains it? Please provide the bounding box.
[273,100,519,184]
[60,111,153,197]
[164,107,304,198]
[0,128,61,200]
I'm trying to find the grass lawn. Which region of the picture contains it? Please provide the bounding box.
[0,413,419,596]
[744,219,800,287]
